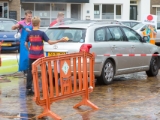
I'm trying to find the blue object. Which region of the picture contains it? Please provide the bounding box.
[19,25,32,71]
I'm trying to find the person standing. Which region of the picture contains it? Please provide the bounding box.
[25,16,67,95]
[50,12,64,27]
[12,10,33,75]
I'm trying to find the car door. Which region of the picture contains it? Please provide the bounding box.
[90,27,113,74]
[121,27,150,70]
[107,26,134,74]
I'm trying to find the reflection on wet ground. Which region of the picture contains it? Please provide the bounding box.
[1,72,160,120]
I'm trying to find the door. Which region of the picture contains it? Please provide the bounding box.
[130,5,137,20]
[121,27,150,70]
[0,3,2,18]
[71,4,81,19]
[106,26,134,74]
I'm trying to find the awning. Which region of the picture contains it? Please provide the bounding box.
[152,5,160,7]
[21,0,89,3]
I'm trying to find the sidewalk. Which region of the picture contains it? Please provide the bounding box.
[0,55,19,75]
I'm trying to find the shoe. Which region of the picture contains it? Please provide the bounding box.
[26,89,34,96]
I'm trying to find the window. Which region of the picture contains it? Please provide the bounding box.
[45,28,86,43]
[0,20,17,31]
[131,22,139,28]
[122,27,141,42]
[35,3,50,27]
[106,28,113,41]
[157,8,160,22]
[21,3,34,18]
[116,5,121,19]
[51,4,67,19]
[95,28,106,41]
[4,3,8,18]
[102,4,114,19]
[94,5,100,19]
[157,22,160,29]
[108,27,124,41]
[122,22,131,27]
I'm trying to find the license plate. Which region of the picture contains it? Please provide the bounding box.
[1,43,12,46]
[47,52,66,57]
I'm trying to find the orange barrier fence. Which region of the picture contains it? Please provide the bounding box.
[32,51,98,120]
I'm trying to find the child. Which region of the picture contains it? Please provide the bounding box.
[25,16,67,95]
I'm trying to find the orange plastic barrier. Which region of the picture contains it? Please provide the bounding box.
[32,52,98,120]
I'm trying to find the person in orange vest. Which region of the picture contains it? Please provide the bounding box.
[145,24,157,43]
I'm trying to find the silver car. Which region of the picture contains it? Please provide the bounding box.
[44,21,160,85]
[132,23,160,45]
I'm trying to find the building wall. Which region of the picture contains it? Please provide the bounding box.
[151,0,160,15]
[9,0,21,21]
[138,0,151,20]
[82,0,130,20]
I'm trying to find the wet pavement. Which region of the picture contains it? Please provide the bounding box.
[1,72,160,120]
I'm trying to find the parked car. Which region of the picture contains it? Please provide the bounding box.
[132,23,160,45]
[115,20,141,28]
[95,20,141,28]
[0,18,20,52]
[44,21,160,85]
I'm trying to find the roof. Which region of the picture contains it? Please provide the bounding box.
[49,20,122,29]
[0,18,17,22]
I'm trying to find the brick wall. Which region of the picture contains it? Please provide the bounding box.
[9,0,21,21]
[151,0,160,15]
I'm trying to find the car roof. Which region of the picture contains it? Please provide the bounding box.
[117,20,141,22]
[0,18,17,22]
[49,20,122,29]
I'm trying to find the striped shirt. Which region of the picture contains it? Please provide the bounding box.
[26,30,49,59]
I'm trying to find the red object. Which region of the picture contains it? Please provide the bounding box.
[147,15,153,21]
[32,52,98,119]
[79,44,92,52]
[98,54,159,57]
[49,20,58,27]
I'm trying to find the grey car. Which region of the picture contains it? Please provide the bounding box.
[132,23,160,45]
[44,21,160,85]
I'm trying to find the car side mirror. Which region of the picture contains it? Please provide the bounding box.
[142,36,148,42]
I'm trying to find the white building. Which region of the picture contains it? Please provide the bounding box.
[20,0,150,27]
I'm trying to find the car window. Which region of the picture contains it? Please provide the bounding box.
[131,22,139,28]
[95,28,106,41]
[122,22,131,27]
[45,28,86,43]
[0,20,17,32]
[108,27,125,41]
[157,23,160,29]
[132,23,145,30]
[122,27,141,42]
[106,28,114,41]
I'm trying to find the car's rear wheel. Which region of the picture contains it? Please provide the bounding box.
[146,56,159,76]
[97,59,115,85]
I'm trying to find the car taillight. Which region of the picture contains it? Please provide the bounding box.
[79,44,92,52]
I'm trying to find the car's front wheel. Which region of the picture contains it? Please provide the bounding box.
[146,56,159,76]
[97,59,115,85]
